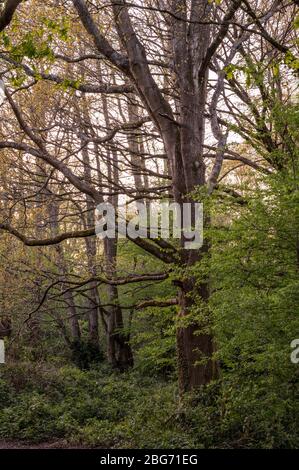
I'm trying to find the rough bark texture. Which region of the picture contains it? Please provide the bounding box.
[4,0,240,391]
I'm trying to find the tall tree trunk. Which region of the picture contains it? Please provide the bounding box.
[104,237,134,370]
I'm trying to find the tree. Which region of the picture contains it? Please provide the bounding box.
[0,0,22,33]
[0,0,297,393]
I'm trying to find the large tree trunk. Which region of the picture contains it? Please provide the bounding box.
[109,0,217,392]
[73,0,226,391]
